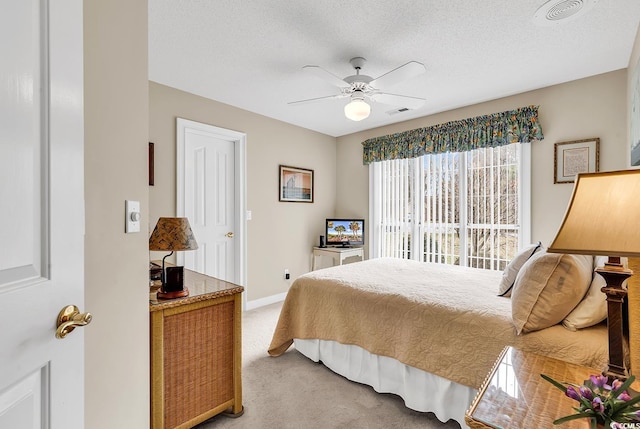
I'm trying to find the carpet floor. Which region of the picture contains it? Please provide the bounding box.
[196,302,463,429]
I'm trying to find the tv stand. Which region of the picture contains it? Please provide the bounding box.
[312,246,364,270]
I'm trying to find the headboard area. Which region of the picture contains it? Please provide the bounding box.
[628,258,640,377]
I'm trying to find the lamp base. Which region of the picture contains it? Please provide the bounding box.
[157,287,189,300]
[597,264,632,381]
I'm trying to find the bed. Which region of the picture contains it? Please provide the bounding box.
[268,256,640,426]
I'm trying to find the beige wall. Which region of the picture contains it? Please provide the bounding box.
[336,70,629,249]
[149,82,336,302]
[628,24,640,167]
[84,0,150,428]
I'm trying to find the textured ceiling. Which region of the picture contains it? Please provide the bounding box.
[149,0,640,137]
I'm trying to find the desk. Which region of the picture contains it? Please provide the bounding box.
[312,246,364,270]
[150,269,244,429]
[465,346,640,429]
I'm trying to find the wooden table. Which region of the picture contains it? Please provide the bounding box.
[466,346,639,429]
[150,269,244,429]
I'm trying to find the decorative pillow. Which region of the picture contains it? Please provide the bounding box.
[562,272,606,331]
[511,252,593,334]
[562,256,629,331]
[497,242,544,297]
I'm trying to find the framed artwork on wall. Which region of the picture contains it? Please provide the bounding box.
[279,165,313,202]
[554,138,600,184]
[149,142,155,186]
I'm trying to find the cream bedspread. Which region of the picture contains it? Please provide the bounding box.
[268,258,609,389]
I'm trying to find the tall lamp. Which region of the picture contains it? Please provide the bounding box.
[149,217,198,299]
[548,170,640,380]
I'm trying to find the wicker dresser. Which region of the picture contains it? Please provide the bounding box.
[149,269,244,429]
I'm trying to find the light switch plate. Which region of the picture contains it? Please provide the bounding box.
[125,200,141,233]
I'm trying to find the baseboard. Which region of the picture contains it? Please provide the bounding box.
[245,292,287,311]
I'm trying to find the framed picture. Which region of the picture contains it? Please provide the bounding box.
[279,165,313,202]
[149,142,155,186]
[554,138,599,184]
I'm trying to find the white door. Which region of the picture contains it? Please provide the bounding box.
[0,1,85,428]
[176,119,247,288]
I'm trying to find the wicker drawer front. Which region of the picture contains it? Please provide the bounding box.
[162,301,234,428]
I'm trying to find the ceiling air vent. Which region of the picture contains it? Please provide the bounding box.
[386,107,410,116]
[533,0,599,26]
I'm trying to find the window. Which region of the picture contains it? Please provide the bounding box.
[369,143,530,271]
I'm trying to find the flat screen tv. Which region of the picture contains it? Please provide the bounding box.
[325,218,364,247]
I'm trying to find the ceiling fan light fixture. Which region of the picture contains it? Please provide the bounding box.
[344,92,370,121]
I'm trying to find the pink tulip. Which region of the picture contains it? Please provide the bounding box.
[565,386,581,401]
[591,397,604,413]
[617,391,632,401]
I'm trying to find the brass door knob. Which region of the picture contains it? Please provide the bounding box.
[225,232,234,238]
[56,305,92,339]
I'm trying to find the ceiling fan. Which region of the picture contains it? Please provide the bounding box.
[289,57,427,121]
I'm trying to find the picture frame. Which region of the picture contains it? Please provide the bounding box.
[279,165,313,202]
[149,142,155,186]
[554,138,599,184]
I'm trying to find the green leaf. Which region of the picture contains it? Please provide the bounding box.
[610,375,636,398]
[541,373,569,392]
[620,393,640,408]
[553,412,595,424]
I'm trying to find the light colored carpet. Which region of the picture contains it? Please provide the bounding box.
[196,302,463,429]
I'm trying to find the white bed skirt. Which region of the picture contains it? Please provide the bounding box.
[294,339,476,427]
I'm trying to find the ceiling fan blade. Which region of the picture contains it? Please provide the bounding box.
[288,93,346,106]
[369,61,426,89]
[303,65,349,88]
[371,92,426,109]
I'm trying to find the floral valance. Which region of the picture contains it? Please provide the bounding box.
[362,105,544,164]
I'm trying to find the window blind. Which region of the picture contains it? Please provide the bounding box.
[370,143,530,270]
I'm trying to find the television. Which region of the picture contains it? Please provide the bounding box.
[325,218,365,247]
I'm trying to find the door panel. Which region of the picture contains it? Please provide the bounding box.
[0,368,45,428]
[0,0,43,287]
[0,0,84,427]
[184,131,235,281]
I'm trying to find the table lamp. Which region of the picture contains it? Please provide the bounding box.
[149,217,198,299]
[548,169,640,380]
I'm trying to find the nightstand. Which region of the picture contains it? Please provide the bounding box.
[150,269,244,429]
[465,346,638,429]
[312,246,364,270]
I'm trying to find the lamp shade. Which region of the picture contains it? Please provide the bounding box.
[344,99,370,121]
[149,217,198,251]
[548,170,640,256]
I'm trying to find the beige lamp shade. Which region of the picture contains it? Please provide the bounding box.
[548,170,640,256]
[149,217,198,252]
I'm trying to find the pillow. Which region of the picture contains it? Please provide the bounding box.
[562,272,606,331]
[562,256,629,331]
[511,252,593,334]
[497,242,544,297]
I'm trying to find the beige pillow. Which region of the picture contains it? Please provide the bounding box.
[562,256,629,331]
[562,272,606,331]
[511,252,593,334]
[497,242,544,297]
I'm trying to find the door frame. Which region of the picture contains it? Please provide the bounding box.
[176,118,247,305]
